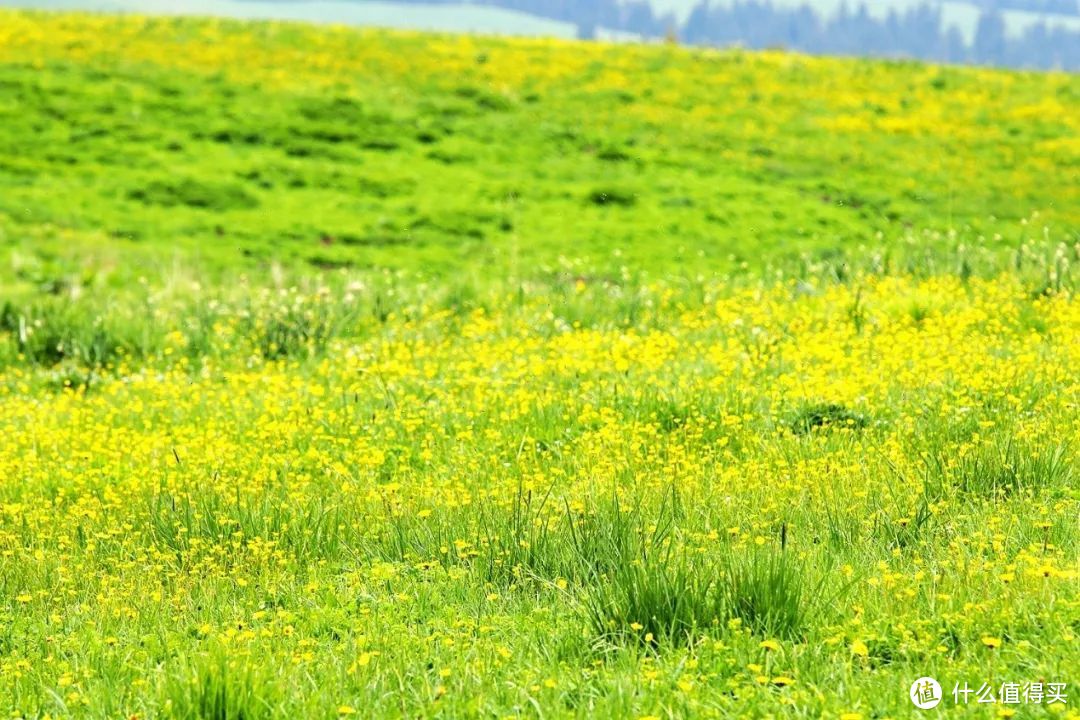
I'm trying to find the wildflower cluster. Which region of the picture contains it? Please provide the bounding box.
[0,273,1075,717]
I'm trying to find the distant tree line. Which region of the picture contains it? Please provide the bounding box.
[379,0,1080,70]
[970,0,1077,12]
[682,2,1080,70]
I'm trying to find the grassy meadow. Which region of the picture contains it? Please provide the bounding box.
[0,9,1078,719]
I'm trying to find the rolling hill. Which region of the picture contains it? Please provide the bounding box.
[3,0,1080,65]
[0,8,1077,292]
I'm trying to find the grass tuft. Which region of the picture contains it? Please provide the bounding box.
[576,502,819,646]
[161,653,281,720]
[945,438,1073,498]
[789,403,869,435]
[0,299,151,367]
[717,549,808,639]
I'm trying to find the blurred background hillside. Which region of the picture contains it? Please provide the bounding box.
[4,0,1079,70]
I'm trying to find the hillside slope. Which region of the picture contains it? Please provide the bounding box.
[0,9,1077,288]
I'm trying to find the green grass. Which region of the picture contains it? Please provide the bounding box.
[0,10,1077,720]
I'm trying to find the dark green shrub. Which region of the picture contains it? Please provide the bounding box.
[790,403,868,435]
[129,177,258,211]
